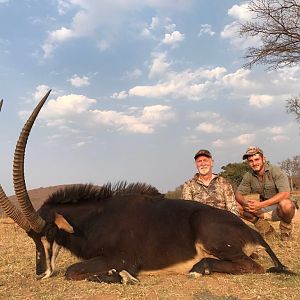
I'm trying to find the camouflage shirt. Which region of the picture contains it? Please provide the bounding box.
[181,174,239,215]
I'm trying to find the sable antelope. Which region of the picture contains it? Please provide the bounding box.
[0,91,294,284]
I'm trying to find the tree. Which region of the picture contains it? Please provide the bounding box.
[286,95,300,123]
[240,0,300,69]
[239,0,300,122]
[219,162,250,190]
[279,155,300,190]
[165,185,183,199]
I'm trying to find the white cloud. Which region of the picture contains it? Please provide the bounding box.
[129,65,227,101]
[141,16,161,38]
[233,133,255,145]
[124,68,143,80]
[0,0,9,3]
[262,125,291,142]
[21,92,174,134]
[91,104,174,134]
[222,68,257,91]
[228,4,252,21]
[57,0,72,15]
[200,67,227,79]
[196,122,222,133]
[69,74,90,87]
[94,110,153,133]
[221,4,260,49]
[42,27,75,58]
[41,43,56,59]
[19,94,94,125]
[112,57,300,104]
[141,105,173,122]
[269,126,284,135]
[220,22,239,40]
[129,83,179,98]
[40,94,97,119]
[275,65,300,81]
[164,23,175,34]
[272,135,289,142]
[111,91,128,99]
[42,0,192,57]
[73,141,90,148]
[33,85,51,101]
[141,28,151,37]
[213,139,225,147]
[190,111,220,119]
[198,24,215,37]
[150,16,160,30]
[249,94,273,108]
[162,30,185,45]
[149,52,171,78]
[50,26,75,42]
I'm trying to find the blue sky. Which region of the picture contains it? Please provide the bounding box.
[1,0,299,195]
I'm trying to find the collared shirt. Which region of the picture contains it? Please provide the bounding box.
[181,174,239,215]
[237,162,290,200]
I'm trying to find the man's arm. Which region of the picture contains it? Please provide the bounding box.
[235,191,248,207]
[246,191,290,212]
[247,166,291,212]
[181,182,193,200]
[235,172,252,208]
[220,178,239,215]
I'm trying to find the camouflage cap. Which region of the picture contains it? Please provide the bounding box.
[194,149,212,160]
[242,146,263,160]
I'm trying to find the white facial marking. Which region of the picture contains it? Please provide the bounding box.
[40,237,53,279]
[50,241,61,272]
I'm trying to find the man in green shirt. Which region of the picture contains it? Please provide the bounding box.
[235,146,297,241]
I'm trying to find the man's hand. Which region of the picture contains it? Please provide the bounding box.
[245,199,264,213]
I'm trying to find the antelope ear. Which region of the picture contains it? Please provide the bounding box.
[54,213,74,233]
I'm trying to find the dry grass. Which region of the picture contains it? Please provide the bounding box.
[0,216,300,300]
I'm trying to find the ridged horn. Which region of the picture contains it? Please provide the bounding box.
[0,100,31,231]
[13,90,51,233]
[0,184,31,232]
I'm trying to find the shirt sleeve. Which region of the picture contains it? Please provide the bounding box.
[222,178,239,216]
[181,181,193,200]
[237,172,252,195]
[272,166,290,192]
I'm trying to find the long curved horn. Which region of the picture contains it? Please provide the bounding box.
[13,90,51,233]
[0,185,31,231]
[0,99,31,231]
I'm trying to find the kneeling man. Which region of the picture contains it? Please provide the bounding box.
[235,146,297,241]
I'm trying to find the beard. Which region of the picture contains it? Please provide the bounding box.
[252,163,264,173]
[198,166,210,176]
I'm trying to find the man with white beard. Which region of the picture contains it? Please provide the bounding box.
[181,149,239,215]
